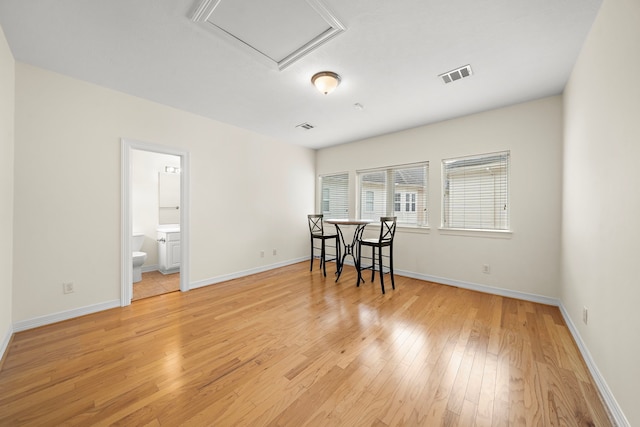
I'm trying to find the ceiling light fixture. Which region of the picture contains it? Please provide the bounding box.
[311,71,341,95]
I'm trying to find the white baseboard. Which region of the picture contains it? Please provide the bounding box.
[558,304,628,427]
[142,264,158,273]
[12,300,121,333]
[395,269,560,306]
[190,257,307,289]
[0,324,13,363]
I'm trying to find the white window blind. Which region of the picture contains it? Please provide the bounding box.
[319,172,349,219]
[358,163,428,227]
[442,151,510,230]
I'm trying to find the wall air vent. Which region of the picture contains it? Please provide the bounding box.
[439,64,473,84]
[296,122,315,130]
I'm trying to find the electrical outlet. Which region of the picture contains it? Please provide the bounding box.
[63,282,74,294]
[272,248,277,256]
[482,264,490,274]
[260,250,265,258]
[583,306,588,324]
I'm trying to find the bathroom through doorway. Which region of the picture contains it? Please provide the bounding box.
[121,139,190,306]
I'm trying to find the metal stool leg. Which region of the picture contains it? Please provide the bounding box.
[321,239,327,277]
[370,246,376,282]
[378,244,385,294]
[389,244,395,290]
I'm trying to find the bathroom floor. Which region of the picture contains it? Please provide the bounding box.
[132,271,180,301]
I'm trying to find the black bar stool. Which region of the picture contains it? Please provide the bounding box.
[307,214,340,277]
[358,216,397,293]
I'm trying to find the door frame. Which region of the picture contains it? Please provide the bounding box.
[120,138,190,306]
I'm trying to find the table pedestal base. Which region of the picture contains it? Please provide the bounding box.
[333,223,368,285]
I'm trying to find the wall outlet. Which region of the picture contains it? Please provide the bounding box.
[63,282,74,294]
[272,248,277,256]
[482,264,491,274]
[260,250,265,258]
[583,306,588,324]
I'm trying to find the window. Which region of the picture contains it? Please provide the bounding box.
[365,191,374,212]
[358,163,428,227]
[319,172,349,219]
[442,151,510,230]
[405,193,416,212]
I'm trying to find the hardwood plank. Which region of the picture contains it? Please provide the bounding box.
[458,399,478,426]
[0,262,613,426]
[422,307,477,424]
[476,352,498,427]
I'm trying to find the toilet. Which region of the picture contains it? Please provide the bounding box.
[132,233,148,283]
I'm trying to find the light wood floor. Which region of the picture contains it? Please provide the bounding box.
[0,262,612,426]
[133,271,180,301]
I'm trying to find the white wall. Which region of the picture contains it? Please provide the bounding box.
[317,96,563,298]
[0,25,14,353]
[563,0,639,424]
[132,149,180,268]
[12,63,315,322]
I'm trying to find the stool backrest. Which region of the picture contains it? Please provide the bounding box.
[379,216,397,243]
[307,214,325,236]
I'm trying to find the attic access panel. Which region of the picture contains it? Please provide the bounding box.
[192,0,345,70]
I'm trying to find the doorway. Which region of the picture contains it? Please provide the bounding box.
[121,139,190,306]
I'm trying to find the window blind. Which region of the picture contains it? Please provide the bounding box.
[358,163,428,227]
[319,172,349,219]
[442,151,510,230]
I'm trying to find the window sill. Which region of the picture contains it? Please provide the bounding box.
[397,225,430,234]
[364,224,430,234]
[438,228,512,239]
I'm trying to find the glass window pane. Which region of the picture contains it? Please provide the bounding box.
[357,163,428,227]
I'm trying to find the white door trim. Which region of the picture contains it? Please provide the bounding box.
[121,138,190,306]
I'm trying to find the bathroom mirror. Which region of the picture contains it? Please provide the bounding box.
[159,172,180,224]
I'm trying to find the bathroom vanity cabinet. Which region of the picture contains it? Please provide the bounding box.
[157,229,180,274]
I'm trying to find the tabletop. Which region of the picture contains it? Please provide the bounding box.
[324,219,377,225]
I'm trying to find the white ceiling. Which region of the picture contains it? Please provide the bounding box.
[0,0,602,149]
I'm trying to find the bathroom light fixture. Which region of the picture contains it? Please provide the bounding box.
[311,71,341,95]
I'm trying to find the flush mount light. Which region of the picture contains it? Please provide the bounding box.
[311,71,341,95]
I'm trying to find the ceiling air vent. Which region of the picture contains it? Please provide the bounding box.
[439,64,473,84]
[296,122,315,130]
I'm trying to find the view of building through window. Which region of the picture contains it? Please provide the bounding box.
[357,163,428,227]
